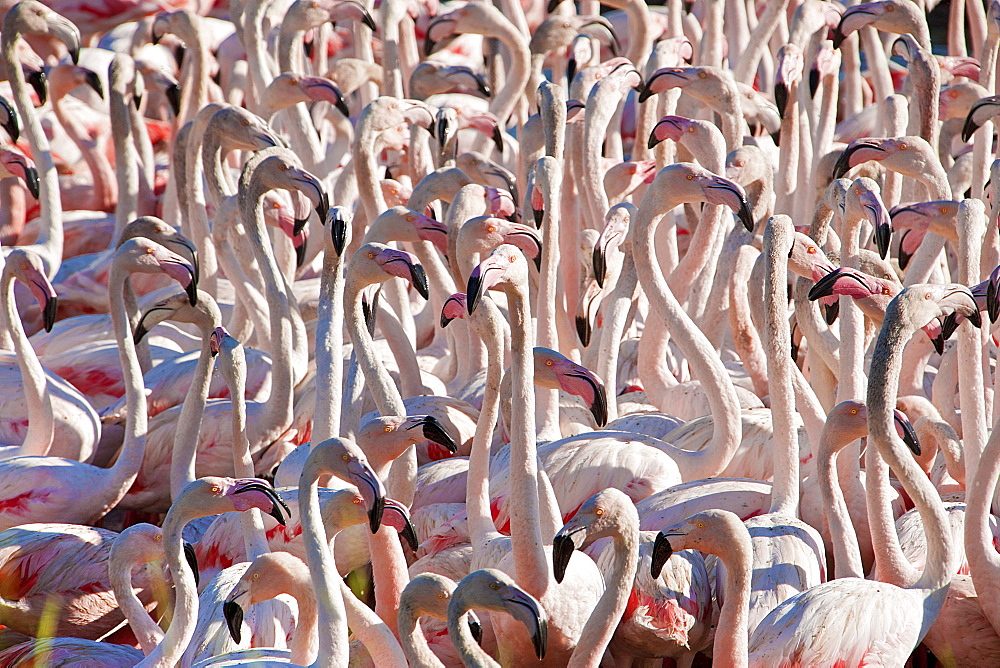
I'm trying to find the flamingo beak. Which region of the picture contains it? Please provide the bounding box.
[348,460,386,533]
[325,207,348,256]
[0,97,19,142]
[383,498,419,551]
[165,83,182,116]
[893,412,921,456]
[411,415,458,453]
[500,587,548,660]
[222,599,244,643]
[231,481,290,526]
[83,69,104,99]
[466,256,505,314]
[26,69,47,106]
[551,525,585,583]
[183,541,200,587]
[650,532,676,578]
[833,140,885,179]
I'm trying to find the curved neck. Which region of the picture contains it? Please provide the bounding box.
[504,283,548,598]
[965,412,1000,634]
[177,27,210,128]
[2,35,61,276]
[1,271,52,456]
[170,321,216,499]
[569,515,639,665]
[313,240,346,442]
[467,299,505,553]
[238,181,294,445]
[486,19,529,130]
[451,603,500,668]
[762,222,798,516]
[633,190,742,480]
[52,96,114,211]
[106,265,149,492]
[399,604,446,668]
[535,165,561,438]
[715,527,752,668]
[110,79,139,244]
[298,459,351,666]
[868,306,953,593]
[354,114,389,221]
[596,247,638,422]
[109,547,165,655]
[817,429,864,579]
[137,507,199,667]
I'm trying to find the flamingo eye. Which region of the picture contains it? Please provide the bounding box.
[696,522,705,528]
[686,174,694,180]
[290,77,299,85]
[509,255,517,263]
[851,409,858,415]
[545,360,553,366]
[595,508,604,516]
[886,3,894,9]
[384,426,392,433]
[940,208,948,214]
[154,533,162,541]
[211,485,220,493]
[341,454,350,461]
[252,572,260,580]
[487,226,496,233]
[241,119,250,127]
[489,582,500,590]
[406,215,414,222]
[146,247,155,254]
[883,287,892,295]
[352,497,362,504]
[687,126,695,133]
[272,202,281,209]
[698,72,707,79]
[279,164,288,171]
[807,246,816,254]
[437,593,446,599]
[924,293,932,300]
[950,90,958,98]
[899,143,908,150]
[367,253,375,259]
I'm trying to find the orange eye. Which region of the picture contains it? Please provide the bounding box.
[290,77,299,85]
[489,582,499,590]
[341,454,350,461]
[487,226,496,233]
[687,126,695,133]
[384,426,392,433]
[211,485,220,493]
[146,247,155,254]
[252,572,261,580]
[899,143,907,150]
[698,72,707,79]
[279,164,288,171]
[352,497,362,504]
[437,593,446,599]
[406,215,414,222]
[686,174,694,180]
[850,409,858,415]
[696,522,705,528]
[545,360,553,366]
[882,287,892,295]
[939,208,948,214]
[509,255,516,263]
[808,246,816,254]
[367,253,375,259]
[595,508,604,515]
[272,202,281,209]
[886,3,894,9]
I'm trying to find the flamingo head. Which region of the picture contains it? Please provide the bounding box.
[7,249,56,331]
[651,509,744,578]
[553,489,631,582]
[593,203,633,287]
[648,115,693,149]
[366,244,429,299]
[534,347,608,427]
[323,205,350,256]
[440,292,467,327]
[846,177,892,259]
[663,164,754,232]
[0,149,38,199]
[467,244,529,314]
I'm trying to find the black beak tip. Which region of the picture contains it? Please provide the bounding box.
[469,618,483,644]
[940,312,959,340]
[440,312,454,328]
[370,496,386,534]
[962,116,980,143]
[85,71,104,99]
[69,47,80,66]
[410,264,430,300]
[989,282,999,323]
[575,314,591,347]
[932,331,945,355]
[593,248,606,288]
[27,70,47,106]
[650,533,673,578]
[875,225,891,260]
[166,83,182,116]
[739,204,754,232]
[43,296,57,333]
[293,217,308,237]
[183,541,200,587]
[637,84,652,104]
[832,29,846,50]
[824,301,840,326]
[25,167,39,200]
[492,126,504,153]
[295,239,307,269]
[809,68,820,98]
[222,600,243,644]
[970,308,983,329]
[532,207,543,228]
[546,0,562,11]
[534,619,547,660]
[362,10,377,32]
[330,219,347,257]
[424,37,437,57]
[774,83,788,120]
[133,323,148,345]
[335,97,351,118]
[423,416,458,454]
[186,282,198,307]
[647,132,662,150]
[592,383,608,427]
[402,521,418,551]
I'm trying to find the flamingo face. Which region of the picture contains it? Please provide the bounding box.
[485,187,516,220]
[226,478,290,525]
[833,138,889,179]
[9,249,56,332]
[962,95,1000,142]
[406,211,449,254]
[698,174,754,232]
[648,116,690,149]
[0,149,38,199]
[324,206,350,256]
[467,244,528,314]
[848,180,892,259]
[372,247,429,299]
[440,293,467,327]
[296,75,350,117]
[535,348,608,427]
[382,498,419,551]
[774,44,803,119]
[833,3,880,48]
[593,204,631,287]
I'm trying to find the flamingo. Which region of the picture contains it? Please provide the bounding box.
[0,237,194,531]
